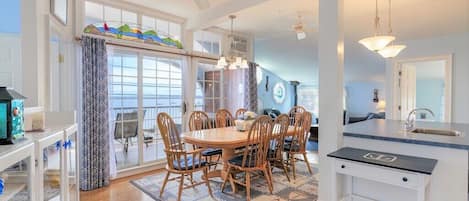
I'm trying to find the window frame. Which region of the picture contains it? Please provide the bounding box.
[194,61,225,116]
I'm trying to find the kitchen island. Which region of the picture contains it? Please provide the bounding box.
[340,119,469,201]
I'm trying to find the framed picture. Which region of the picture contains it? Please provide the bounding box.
[51,0,68,25]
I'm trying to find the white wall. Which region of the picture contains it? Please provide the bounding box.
[385,32,469,123]
[254,34,386,84]
[346,81,385,117]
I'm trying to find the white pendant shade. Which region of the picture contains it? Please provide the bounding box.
[378,45,406,58]
[228,63,237,70]
[241,59,249,69]
[217,56,227,66]
[358,35,396,51]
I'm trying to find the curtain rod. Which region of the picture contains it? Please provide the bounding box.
[75,36,219,61]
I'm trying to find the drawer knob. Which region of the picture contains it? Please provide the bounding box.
[341,165,345,169]
[402,177,408,182]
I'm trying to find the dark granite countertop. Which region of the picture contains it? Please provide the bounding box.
[328,147,438,175]
[343,119,469,150]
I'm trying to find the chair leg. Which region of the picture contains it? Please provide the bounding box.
[246,172,251,201]
[189,173,194,185]
[229,171,236,193]
[263,166,273,194]
[221,166,232,193]
[177,174,185,201]
[159,171,170,197]
[291,155,297,181]
[281,161,291,182]
[213,154,221,170]
[204,167,214,198]
[303,153,313,175]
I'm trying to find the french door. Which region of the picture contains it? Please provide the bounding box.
[108,47,185,170]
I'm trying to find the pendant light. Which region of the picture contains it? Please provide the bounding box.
[358,0,395,51]
[378,0,406,58]
[216,15,249,69]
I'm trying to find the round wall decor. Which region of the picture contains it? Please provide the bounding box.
[273,82,286,104]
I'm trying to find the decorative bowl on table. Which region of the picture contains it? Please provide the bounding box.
[235,111,257,131]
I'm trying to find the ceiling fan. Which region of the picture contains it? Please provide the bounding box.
[292,15,307,40]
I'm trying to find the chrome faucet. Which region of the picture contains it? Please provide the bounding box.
[405,108,435,131]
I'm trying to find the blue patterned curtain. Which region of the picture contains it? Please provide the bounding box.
[80,36,110,191]
[244,62,258,112]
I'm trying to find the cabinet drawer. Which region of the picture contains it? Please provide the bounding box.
[335,159,423,190]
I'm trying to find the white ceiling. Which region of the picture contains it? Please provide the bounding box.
[216,0,469,41]
[122,0,230,19]
[126,0,469,83]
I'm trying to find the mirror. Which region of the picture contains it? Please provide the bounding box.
[396,56,452,122]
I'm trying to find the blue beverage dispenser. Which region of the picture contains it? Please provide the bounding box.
[0,87,26,145]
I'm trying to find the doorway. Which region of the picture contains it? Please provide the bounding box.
[393,55,452,122]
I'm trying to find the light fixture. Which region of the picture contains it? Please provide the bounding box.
[216,15,249,70]
[296,31,306,40]
[376,100,386,112]
[378,45,406,58]
[293,15,306,40]
[358,0,395,51]
[378,0,406,58]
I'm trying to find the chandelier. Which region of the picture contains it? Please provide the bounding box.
[217,15,249,69]
[378,0,406,58]
[358,0,395,52]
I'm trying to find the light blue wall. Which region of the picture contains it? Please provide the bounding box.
[345,81,385,117]
[416,79,445,121]
[0,0,21,33]
[257,68,294,114]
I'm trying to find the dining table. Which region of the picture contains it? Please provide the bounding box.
[181,126,297,179]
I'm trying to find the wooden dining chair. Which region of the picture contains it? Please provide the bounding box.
[157,112,213,201]
[235,108,247,119]
[288,106,307,126]
[215,109,234,128]
[284,111,313,180]
[188,111,222,170]
[221,115,274,201]
[267,114,291,182]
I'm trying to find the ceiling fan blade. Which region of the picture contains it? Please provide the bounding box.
[194,0,210,10]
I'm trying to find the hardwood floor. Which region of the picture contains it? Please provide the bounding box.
[80,169,164,201]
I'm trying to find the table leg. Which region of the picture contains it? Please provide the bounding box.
[221,148,236,193]
[221,148,235,178]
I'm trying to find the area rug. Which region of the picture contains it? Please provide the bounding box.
[131,162,319,201]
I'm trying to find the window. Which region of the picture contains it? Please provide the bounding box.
[84,1,182,40]
[0,0,21,89]
[298,86,319,119]
[108,49,184,170]
[195,63,224,115]
[193,30,221,55]
[142,15,182,40]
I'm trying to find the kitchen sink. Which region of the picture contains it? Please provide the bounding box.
[411,128,462,136]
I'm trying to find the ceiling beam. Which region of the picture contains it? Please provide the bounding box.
[186,0,269,31]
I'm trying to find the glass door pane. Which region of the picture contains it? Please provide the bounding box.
[43,142,62,201]
[143,56,183,163]
[109,52,140,170]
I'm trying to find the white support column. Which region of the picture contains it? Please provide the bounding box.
[318,0,344,200]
